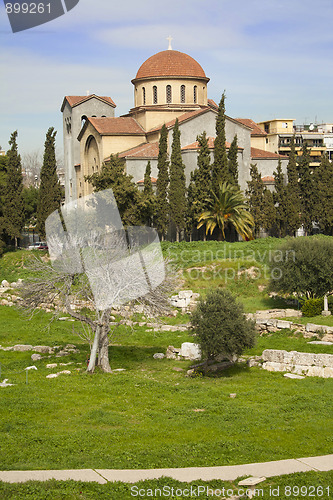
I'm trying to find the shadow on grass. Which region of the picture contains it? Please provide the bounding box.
[199,362,251,379]
[110,344,165,365]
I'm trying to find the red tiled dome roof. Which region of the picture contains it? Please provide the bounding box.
[135,50,208,80]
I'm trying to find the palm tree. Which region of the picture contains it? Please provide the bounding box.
[197,182,254,241]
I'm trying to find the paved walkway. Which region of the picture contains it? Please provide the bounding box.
[0,454,332,484]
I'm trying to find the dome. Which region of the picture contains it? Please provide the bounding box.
[134,50,208,81]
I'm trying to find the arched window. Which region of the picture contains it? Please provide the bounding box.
[142,87,146,105]
[180,85,186,103]
[153,86,158,104]
[193,85,197,103]
[166,85,172,104]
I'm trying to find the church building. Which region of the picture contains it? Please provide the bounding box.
[61,44,287,202]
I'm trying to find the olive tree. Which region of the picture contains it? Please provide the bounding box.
[269,236,333,299]
[191,288,256,364]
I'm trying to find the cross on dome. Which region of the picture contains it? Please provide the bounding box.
[166,35,173,50]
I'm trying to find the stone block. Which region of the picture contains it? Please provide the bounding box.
[262,349,286,363]
[276,320,292,329]
[306,366,325,377]
[284,373,305,379]
[180,342,201,360]
[31,354,42,361]
[306,323,327,333]
[293,352,316,366]
[13,344,33,352]
[33,345,53,354]
[153,353,165,359]
[285,309,302,317]
[323,367,333,378]
[178,290,193,299]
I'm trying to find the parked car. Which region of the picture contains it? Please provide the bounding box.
[27,242,41,250]
[37,242,48,250]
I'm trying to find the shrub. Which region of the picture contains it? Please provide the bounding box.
[269,236,333,299]
[191,288,256,362]
[301,298,324,317]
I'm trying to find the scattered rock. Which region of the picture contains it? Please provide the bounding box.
[31,354,42,361]
[25,366,37,371]
[186,369,195,377]
[166,345,180,359]
[46,363,58,369]
[58,370,71,375]
[46,373,59,379]
[34,346,53,354]
[153,353,165,359]
[284,373,305,379]
[0,379,15,387]
[172,367,184,372]
[308,341,333,345]
[59,362,73,366]
[13,344,33,352]
[192,408,205,412]
[229,393,237,398]
[56,350,69,357]
[180,342,201,361]
[113,368,126,372]
[1,280,9,287]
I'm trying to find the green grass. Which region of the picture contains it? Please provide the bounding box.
[0,306,333,472]
[0,471,332,499]
[0,241,333,482]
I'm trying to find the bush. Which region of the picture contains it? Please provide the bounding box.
[301,298,324,317]
[269,236,333,299]
[191,288,256,362]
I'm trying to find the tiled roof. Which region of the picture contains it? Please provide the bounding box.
[208,99,218,110]
[147,108,211,134]
[182,136,244,151]
[251,147,285,159]
[134,50,208,80]
[236,118,267,136]
[61,94,116,111]
[118,142,159,159]
[137,177,157,184]
[262,176,275,182]
[88,117,145,136]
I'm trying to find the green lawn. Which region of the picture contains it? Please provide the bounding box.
[0,306,332,472]
[0,471,332,500]
[0,241,332,492]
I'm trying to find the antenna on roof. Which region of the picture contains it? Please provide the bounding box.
[166,35,173,50]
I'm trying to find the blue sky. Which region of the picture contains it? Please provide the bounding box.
[1,0,333,156]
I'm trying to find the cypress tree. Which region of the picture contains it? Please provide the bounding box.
[212,92,228,194]
[285,135,301,236]
[186,132,212,240]
[3,131,24,247]
[313,153,333,235]
[273,159,287,237]
[0,153,7,254]
[142,160,156,227]
[261,188,276,234]
[37,127,62,239]
[169,119,186,242]
[297,142,313,235]
[228,134,239,187]
[186,171,197,241]
[155,124,169,239]
[246,163,264,238]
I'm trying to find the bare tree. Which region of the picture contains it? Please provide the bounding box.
[22,150,42,187]
[20,233,175,373]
